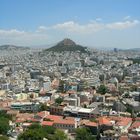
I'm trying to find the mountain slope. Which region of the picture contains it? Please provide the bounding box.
[45,38,88,53]
[0,45,29,50]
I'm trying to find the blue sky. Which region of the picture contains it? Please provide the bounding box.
[0,0,140,48]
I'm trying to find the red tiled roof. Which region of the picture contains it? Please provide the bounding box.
[129,121,140,130]
[85,121,98,127]
[45,115,62,121]
[116,117,132,127]
[16,119,25,123]
[134,117,140,121]
[41,121,54,126]
[45,115,75,125]
[67,90,76,94]
[16,113,34,119]
[108,116,121,121]
[37,111,49,118]
[98,117,112,126]
[119,136,129,140]
[54,119,75,125]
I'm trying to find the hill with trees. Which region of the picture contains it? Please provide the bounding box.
[0,45,29,50]
[45,38,88,53]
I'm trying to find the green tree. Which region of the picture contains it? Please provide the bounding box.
[18,123,47,140]
[28,123,42,130]
[18,129,45,140]
[17,123,67,140]
[0,135,9,140]
[18,123,67,140]
[55,97,63,104]
[53,129,67,140]
[58,80,65,93]
[0,111,12,120]
[0,117,10,135]
[97,85,108,95]
[90,118,97,123]
[39,103,49,111]
[124,93,129,98]
[43,126,56,134]
[126,105,133,114]
[75,128,96,140]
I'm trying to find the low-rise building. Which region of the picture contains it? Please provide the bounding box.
[11,102,40,112]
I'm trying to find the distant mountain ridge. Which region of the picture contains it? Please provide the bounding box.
[128,48,140,51]
[45,38,88,53]
[119,48,140,52]
[0,45,29,50]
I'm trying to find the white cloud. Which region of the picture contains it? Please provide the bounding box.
[106,20,139,30]
[37,26,48,32]
[0,18,139,46]
[52,21,104,34]
[124,16,131,20]
[49,19,139,34]
[95,18,102,21]
[0,28,48,46]
[0,29,25,37]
